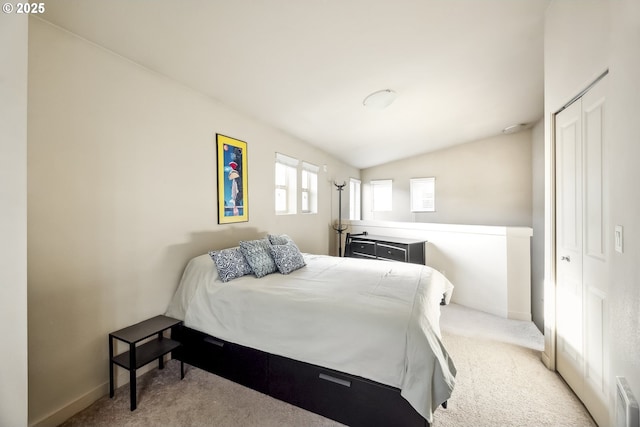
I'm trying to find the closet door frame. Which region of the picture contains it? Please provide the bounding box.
[550,71,609,426]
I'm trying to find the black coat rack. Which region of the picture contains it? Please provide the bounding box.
[332,181,348,256]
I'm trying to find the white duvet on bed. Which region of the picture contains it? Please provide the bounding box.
[166,253,456,422]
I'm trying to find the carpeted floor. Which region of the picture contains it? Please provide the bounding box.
[60,361,341,427]
[60,304,596,427]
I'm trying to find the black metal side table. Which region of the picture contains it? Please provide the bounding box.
[109,315,184,410]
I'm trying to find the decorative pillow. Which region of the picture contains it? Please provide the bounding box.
[269,242,306,274]
[239,238,278,278]
[268,233,294,246]
[209,248,253,282]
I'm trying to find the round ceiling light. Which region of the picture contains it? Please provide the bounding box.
[502,123,529,134]
[363,89,396,109]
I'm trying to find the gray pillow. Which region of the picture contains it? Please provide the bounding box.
[269,242,306,274]
[239,238,278,278]
[209,248,253,282]
[268,233,294,246]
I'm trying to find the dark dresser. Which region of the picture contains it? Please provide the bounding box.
[345,234,426,265]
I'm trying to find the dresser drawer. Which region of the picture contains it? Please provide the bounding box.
[345,234,426,265]
[376,243,408,262]
[350,240,376,257]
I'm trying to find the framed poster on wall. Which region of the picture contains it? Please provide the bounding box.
[216,134,248,224]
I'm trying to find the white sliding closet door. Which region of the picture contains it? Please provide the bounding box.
[555,76,609,426]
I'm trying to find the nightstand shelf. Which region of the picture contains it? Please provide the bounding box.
[111,338,181,370]
[109,315,184,410]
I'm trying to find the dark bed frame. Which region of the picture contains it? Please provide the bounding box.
[172,325,431,427]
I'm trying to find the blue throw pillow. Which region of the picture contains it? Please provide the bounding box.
[209,248,253,282]
[269,242,306,274]
[239,238,278,278]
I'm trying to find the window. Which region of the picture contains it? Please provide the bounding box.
[371,179,392,212]
[301,162,319,214]
[410,177,435,212]
[349,178,361,220]
[275,153,298,215]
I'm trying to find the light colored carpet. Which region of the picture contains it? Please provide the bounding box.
[60,361,341,427]
[440,303,545,352]
[60,304,596,427]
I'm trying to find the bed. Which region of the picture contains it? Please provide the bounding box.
[166,238,456,426]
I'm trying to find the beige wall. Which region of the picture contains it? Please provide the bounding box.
[360,131,533,227]
[0,13,29,427]
[27,18,358,425]
[545,0,640,423]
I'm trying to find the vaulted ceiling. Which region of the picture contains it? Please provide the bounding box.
[40,0,547,169]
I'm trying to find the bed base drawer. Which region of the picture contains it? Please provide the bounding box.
[269,354,427,427]
[174,326,429,427]
[172,326,268,393]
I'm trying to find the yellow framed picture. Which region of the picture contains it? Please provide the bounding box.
[216,134,248,224]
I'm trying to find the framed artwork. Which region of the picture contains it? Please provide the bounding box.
[216,134,248,224]
[410,177,435,212]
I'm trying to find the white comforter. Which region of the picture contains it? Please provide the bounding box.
[166,253,456,422]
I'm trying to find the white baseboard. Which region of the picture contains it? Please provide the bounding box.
[453,299,507,319]
[541,351,553,370]
[507,311,532,322]
[30,362,159,427]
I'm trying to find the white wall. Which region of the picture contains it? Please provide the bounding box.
[349,220,533,321]
[27,18,358,426]
[360,131,533,227]
[545,1,640,424]
[0,13,29,427]
[607,0,640,419]
[542,0,610,372]
[531,119,545,332]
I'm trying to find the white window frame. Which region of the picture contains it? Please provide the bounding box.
[301,162,319,214]
[371,179,393,212]
[275,153,298,215]
[349,178,361,220]
[410,177,436,212]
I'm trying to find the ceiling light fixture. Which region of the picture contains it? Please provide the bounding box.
[502,123,529,134]
[363,89,396,109]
